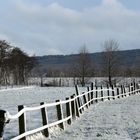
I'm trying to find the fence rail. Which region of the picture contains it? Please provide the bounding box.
[0,82,140,140]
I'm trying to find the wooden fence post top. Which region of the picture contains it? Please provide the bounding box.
[18,105,24,109]
[71,95,74,98]
[56,100,60,103]
[40,102,45,105]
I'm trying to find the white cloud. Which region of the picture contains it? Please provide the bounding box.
[0,0,140,55]
[102,0,123,8]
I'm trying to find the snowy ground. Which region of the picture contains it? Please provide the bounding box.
[0,86,140,139]
[48,94,140,140]
[0,86,86,139]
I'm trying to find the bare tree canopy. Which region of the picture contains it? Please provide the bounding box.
[72,45,92,86]
[102,39,120,86]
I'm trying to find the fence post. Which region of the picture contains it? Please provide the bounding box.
[87,86,91,106]
[136,83,139,94]
[40,102,49,137]
[18,105,26,140]
[112,85,115,100]
[74,94,80,118]
[82,92,88,108]
[71,95,76,119]
[131,83,133,95]
[138,83,140,94]
[56,100,65,130]
[91,83,94,104]
[117,87,120,98]
[133,82,135,94]
[135,83,138,94]
[121,85,124,97]
[128,84,131,96]
[123,85,126,97]
[66,97,72,125]
[107,84,110,100]
[133,82,136,94]
[101,85,103,101]
[75,85,82,113]
[95,86,98,103]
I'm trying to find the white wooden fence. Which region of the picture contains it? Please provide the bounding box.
[0,82,140,140]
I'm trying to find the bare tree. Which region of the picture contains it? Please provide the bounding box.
[133,56,140,76]
[0,40,11,85]
[101,39,120,86]
[74,45,92,87]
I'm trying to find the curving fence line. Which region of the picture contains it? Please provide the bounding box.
[0,82,140,140]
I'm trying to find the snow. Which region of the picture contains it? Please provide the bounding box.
[48,95,140,140]
[0,86,140,140]
[0,86,86,139]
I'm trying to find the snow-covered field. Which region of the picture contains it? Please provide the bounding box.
[0,86,86,139]
[49,94,140,140]
[0,85,140,140]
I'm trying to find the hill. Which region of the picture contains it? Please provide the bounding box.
[36,49,140,66]
[33,49,140,76]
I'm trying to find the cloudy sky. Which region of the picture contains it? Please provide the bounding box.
[0,0,140,56]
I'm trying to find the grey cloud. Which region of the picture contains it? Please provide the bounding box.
[0,0,140,55]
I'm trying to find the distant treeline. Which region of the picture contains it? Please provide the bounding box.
[1,39,139,86]
[33,40,140,87]
[33,49,140,77]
